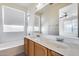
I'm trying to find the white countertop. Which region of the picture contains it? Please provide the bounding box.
[25,35,79,56]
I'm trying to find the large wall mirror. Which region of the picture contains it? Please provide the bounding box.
[59,4,78,38]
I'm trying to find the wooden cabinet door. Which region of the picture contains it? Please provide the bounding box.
[24,38,29,55]
[28,40,35,56]
[47,49,63,56]
[34,43,47,56]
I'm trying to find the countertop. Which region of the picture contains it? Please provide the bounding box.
[25,35,79,56]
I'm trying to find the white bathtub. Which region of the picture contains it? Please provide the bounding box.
[0,40,24,56]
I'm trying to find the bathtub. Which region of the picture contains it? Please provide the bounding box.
[0,40,24,56]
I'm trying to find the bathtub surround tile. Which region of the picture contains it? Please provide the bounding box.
[0,41,24,56]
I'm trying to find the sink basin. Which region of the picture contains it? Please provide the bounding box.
[52,41,69,49]
[44,38,69,49]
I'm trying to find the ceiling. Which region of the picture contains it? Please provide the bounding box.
[0,3,37,12]
[14,3,37,10]
[15,3,37,8]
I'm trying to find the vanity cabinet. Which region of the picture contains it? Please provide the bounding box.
[24,37,62,56]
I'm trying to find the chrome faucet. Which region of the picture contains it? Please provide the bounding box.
[56,37,64,42]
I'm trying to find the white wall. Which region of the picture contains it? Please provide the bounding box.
[41,3,70,35]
